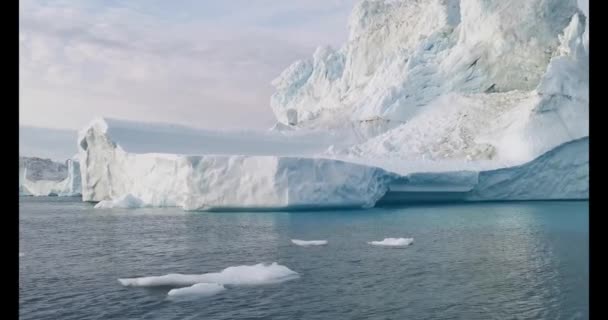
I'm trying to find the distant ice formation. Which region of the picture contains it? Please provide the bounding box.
[291,239,328,246]
[19,156,82,197]
[369,238,414,247]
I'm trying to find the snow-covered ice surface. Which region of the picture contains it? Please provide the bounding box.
[19,157,82,197]
[369,238,414,247]
[119,263,299,288]
[167,283,226,298]
[291,239,328,246]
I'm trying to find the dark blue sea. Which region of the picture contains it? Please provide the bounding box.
[19,197,588,319]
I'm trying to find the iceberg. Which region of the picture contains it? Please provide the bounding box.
[19,156,82,197]
[78,118,395,210]
[291,239,328,246]
[74,0,587,209]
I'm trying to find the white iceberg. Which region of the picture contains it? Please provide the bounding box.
[369,238,414,247]
[291,239,328,246]
[79,118,394,210]
[118,262,299,288]
[167,283,226,298]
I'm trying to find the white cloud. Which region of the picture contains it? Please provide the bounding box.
[19,0,357,130]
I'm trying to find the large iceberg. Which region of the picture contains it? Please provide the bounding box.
[75,0,587,209]
[78,118,394,210]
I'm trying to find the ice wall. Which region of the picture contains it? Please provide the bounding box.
[318,0,589,166]
[78,118,395,210]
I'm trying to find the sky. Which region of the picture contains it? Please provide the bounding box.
[19,0,357,131]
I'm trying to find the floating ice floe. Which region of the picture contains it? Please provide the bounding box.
[119,262,299,289]
[291,239,328,246]
[95,194,144,209]
[368,238,414,247]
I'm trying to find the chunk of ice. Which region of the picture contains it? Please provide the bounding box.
[291,239,328,246]
[118,262,299,288]
[368,238,414,247]
[167,283,225,298]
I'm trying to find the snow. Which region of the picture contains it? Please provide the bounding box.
[167,283,226,298]
[119,263,299,288]
[291,239,328,246]
[369,238,414,247]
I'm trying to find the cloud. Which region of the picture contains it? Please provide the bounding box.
[19,0,357,130]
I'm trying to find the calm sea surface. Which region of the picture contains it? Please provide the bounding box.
[19,197,588,320]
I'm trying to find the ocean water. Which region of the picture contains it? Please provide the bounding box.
[19,197,588,320]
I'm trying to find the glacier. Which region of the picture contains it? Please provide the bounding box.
[71,0,587,210]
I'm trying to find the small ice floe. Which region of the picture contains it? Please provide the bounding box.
[95,194,143,209]
[368,238,414,247]
[119,262,299,299]
[291,239,328,247]
[167,283,226,298]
